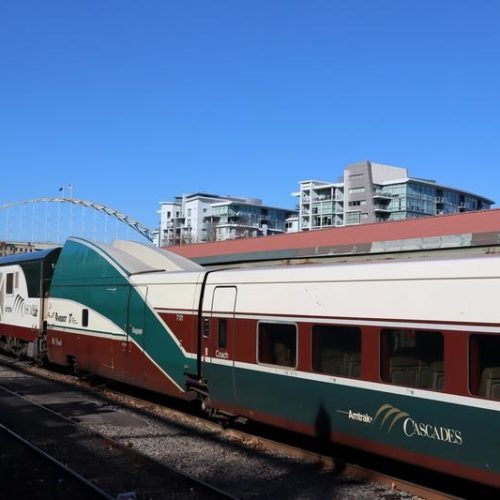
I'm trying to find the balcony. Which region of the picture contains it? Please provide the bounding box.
[373,205,391,213]
[372,190,392,201]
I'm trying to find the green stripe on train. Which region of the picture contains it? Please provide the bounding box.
[207,362,499,473]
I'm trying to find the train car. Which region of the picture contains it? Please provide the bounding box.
[45,237,204,398]
[197,258,500,488]
[0,247,61,361]
[1,236,499,487]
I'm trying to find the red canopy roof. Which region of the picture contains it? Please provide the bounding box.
[168,209,500,261]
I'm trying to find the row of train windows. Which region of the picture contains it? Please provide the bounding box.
[232,322,499,401]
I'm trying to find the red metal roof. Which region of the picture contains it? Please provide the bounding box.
[168,209,500,260]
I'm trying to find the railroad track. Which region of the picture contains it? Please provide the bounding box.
[69,376,466,500]
[2,355,494,499]
[0,422,113,499]
[0,368,235,499]
[96,392,456,500]
[101,394,464,500]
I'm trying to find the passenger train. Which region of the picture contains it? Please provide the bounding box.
[0,237,499,487]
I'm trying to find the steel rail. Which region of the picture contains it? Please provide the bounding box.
[81,380,465,500]
[0,355,468,500]
[0,421,114,499]
[61,375,462,500]
[0,372,238,500]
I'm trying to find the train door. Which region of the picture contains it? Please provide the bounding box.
[124,285,148,383]
[202,286,237,408]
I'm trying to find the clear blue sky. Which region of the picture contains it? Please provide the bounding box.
[1,1,499,228]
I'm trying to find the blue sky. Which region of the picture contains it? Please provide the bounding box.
[1,1,499,229]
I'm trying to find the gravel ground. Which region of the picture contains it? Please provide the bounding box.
[1,357,417,499]
[0,364,230,499]
[83,391,415,499]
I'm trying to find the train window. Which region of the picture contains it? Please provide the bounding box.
[82,309,89,327]
[469,334,500,400]
[258,322,297,368]
[14,272,19,289]
[20,262,42,297]
[218,319,227,349]
[380,329,444,390]
[6,273,13,295]
[312,325,361,378]
[203,318,210,337]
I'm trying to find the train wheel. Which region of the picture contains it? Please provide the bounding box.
[200,395,211,415]
[67,355,82,377]
[35,353,48,367]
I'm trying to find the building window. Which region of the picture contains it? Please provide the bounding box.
[348,187,366,194]
[345,212,361,224]
[258,322,297,368]
[469,334,500,400]
[380,329,444,390]
[312,325,361,378]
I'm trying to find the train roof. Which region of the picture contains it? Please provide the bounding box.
[65,237,202,276]
[206,250,500,286]
[0,247,62,266]
[111,239,202,273]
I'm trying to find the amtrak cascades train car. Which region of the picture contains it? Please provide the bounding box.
[0,237,499,488]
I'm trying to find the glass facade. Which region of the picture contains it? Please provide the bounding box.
[406,182,436,215]
[212,203,289,231]
[160,194,295,246]
[297,162,493,231]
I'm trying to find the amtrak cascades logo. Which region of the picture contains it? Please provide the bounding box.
[337,403,463,446]
[373,404,409,432]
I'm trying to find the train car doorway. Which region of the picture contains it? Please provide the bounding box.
[202,286,237,408]
[125,285,148,383]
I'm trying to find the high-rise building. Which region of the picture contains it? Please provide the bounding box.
[158,193,296,247]
[294,161,494,231]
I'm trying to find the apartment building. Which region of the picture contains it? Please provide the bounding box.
[295,161,493,231]
[158,193,296,246]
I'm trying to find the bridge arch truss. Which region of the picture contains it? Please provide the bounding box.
[0,197,155,244]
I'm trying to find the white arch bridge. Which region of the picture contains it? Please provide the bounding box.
[0,197,156,244]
